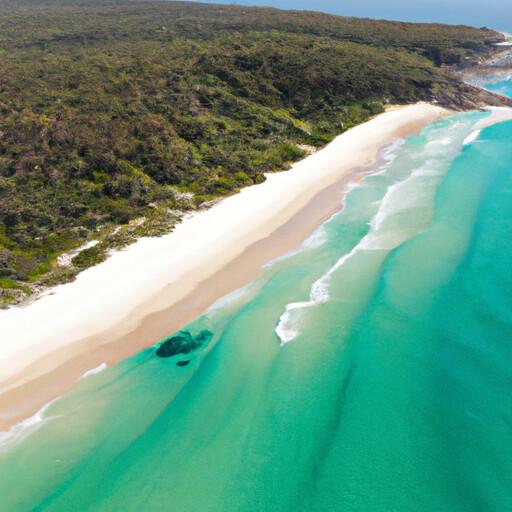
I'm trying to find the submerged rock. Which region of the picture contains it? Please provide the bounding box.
[156,329,213,358]
[195,329,213,344]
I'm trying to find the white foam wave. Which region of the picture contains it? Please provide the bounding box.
[383,139,405,161]
[206,282,254,315]
[301,226,327,250]
[266,140,408,274]
[275,198,391,345]
[275,160,444,345]
[0,398,60,451]
[263,219,331,269]
[370,139,405,177]
[343,181,362,194]
[370,181,402,234]
[463,130,481,146]
[429,137,452,146]
[275,243,361,344]
[276,124,469,344]
[80,362,108,379]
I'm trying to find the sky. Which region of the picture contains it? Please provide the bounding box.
[185,0,512,32]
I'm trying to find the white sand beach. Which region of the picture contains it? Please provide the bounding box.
[0,103,449,427]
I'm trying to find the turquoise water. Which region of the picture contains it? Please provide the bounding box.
[482,75,512,99]
[2,107,512,510]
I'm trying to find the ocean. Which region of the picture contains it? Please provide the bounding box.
[1,81,512,510]
[481,75,512,98]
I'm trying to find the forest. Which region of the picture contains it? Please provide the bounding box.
[0,0,506,306]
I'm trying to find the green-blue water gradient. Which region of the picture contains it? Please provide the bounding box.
[1,105,512,510]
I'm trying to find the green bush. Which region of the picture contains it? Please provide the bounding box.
[0,0,501,302]
[72,245,107,270]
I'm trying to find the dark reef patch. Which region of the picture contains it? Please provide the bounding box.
[156,330,213,359]
[176,360,190,367]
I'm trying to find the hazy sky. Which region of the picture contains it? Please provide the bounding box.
[187,0,512,32]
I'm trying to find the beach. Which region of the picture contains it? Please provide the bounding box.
[0,103,455,429]
[5,1,512,507]
[3,100,512,511]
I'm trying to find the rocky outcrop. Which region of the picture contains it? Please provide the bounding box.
[156,329,213,359]
[451,44,512,108]
[434,79,512,110]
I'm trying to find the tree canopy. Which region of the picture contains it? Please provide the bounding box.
[0,0,504,306]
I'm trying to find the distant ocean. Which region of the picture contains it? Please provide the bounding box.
[1,74,512,510]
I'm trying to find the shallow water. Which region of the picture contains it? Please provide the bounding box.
[1,104,512,510]
[482,75,512,98]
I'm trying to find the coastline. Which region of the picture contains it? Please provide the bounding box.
[0,103,451,429]
[460,42,512,83]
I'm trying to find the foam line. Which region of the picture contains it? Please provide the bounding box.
[80,362,108,379]
[0,398,60,451]
[463,130,481,146]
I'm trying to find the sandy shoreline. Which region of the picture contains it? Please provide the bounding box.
[0,103,449,429]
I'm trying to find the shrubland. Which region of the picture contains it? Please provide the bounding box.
[0,0,505,305]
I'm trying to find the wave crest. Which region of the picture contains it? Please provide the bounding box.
[0,398,60,451]
[275,162,443,344]
[80,362,108,379]
[463,130,481,146]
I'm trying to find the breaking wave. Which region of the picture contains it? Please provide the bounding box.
[0,398,60,451]
[80,362,108,379]
[463,130,481,146]
[275,157,448,345]
[264,141,406,273]
[262,224,328,269]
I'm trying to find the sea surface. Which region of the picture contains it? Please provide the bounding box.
[1,82,512,511]
[481,74,512,98]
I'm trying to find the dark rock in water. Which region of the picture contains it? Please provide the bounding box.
[156,329,213,358]
[156,332,198,358]
[176,360,190,367]
[195,329,214,344]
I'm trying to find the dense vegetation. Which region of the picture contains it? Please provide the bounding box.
[0,0,505,306]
